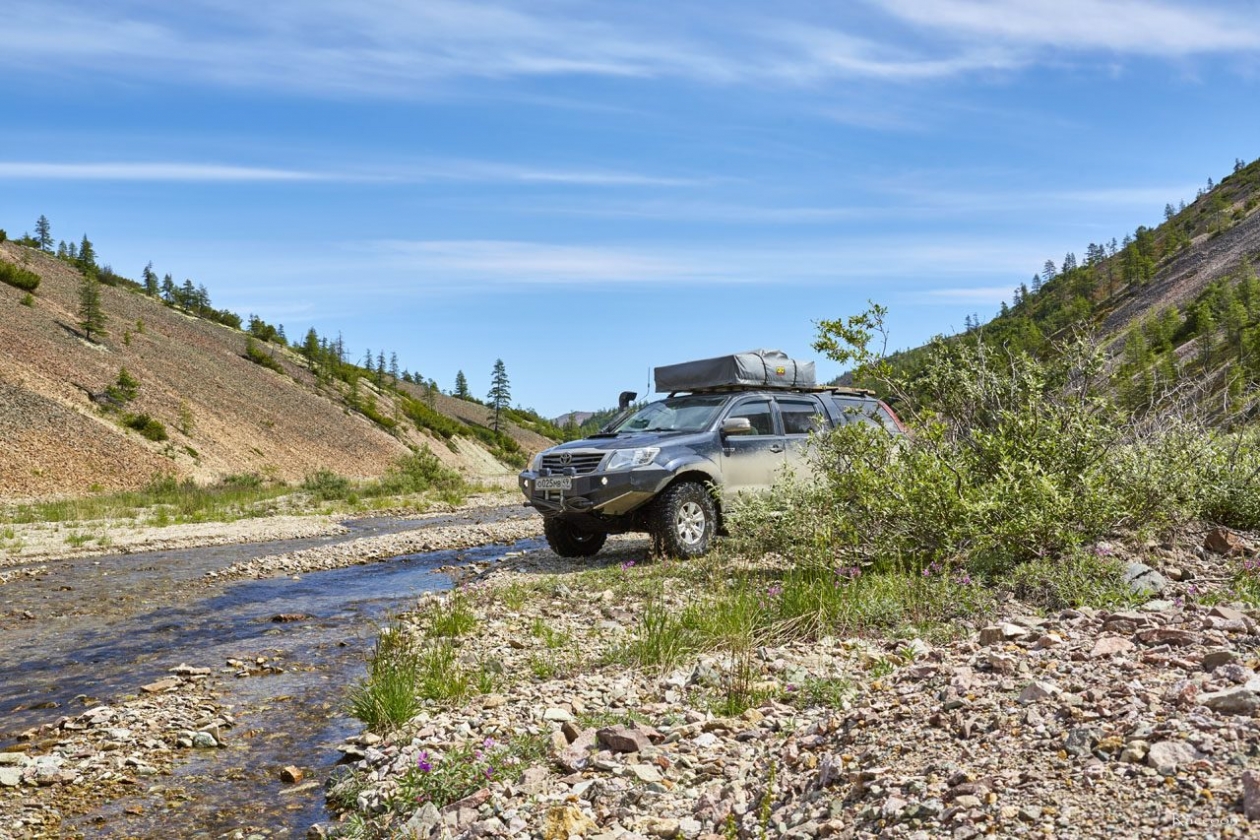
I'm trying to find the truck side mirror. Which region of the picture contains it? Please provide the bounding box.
[721,417,753,436]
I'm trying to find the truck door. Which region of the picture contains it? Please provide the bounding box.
[776,395,828,480]
[719,396,786,496]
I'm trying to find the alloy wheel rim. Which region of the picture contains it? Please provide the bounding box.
[676,501,706,545]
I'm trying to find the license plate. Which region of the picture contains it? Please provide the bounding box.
[535,476,572,491]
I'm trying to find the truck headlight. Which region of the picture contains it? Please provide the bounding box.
[606,447,660,471]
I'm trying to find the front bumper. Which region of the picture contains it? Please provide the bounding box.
[518,465,671,518]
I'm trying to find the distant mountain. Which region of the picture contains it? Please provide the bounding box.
[553,411,595,427]
[0,241,558,500]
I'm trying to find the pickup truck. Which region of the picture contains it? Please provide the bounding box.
[519,383,903,558]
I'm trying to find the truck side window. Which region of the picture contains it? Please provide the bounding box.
[727,399,774,435]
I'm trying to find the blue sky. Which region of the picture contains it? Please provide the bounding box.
[2,1,1259,417]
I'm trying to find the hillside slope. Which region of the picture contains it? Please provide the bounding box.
[861,157,1260,419]
[0,242,549,500]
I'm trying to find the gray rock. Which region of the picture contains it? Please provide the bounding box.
[191,731,219,749]
[1203,650,1240,671]
[630,763,664,783]
[1146,740,1200,775]
[1122,562,1167,596]
[1064,727,1099,757]
[403,802,442,837]
[516,766,549,796]
[0,767,22,787]
[1018,681,1060,703]
[1200,687,1260,716]
[1243,770,1260,821]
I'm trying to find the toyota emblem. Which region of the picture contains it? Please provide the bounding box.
[558,452,572,466]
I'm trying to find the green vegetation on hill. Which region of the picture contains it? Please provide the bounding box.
[855,156,1260,423]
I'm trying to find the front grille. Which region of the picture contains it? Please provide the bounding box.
[541,451,606,475]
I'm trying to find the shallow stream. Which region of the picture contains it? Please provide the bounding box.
[0,510,541,838]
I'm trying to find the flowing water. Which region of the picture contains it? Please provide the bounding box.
[0,509,541,838]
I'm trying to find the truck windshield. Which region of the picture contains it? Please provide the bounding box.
[611,395,727,434]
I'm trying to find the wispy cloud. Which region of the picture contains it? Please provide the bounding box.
[5,0,1255,100]
[912,285,1017,304]
[361,236,1039,291]
[0,162,326,181]
[0,158,697,187]
[877,0,1260,56]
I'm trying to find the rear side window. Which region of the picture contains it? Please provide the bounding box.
[777,397,826,435]
[831,396,900,433]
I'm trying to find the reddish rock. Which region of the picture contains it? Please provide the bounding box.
[1205,528,1251,556]
[597,724,652,754]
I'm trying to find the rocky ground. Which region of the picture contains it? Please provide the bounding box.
[319,528,1260,840]
[5,505,1260,840]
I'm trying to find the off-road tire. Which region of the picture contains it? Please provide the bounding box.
[650,481,716,558]
[543,517,608,558]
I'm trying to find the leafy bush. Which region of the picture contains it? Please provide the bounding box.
[302,469,351,501]
[20,293,33,307]
[732,309,1260,589]
[244,337,284,373]
[0,261,40,292]
[371,448,463,497]
[123,413,168,441]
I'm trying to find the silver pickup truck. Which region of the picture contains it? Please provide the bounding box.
[519,351,903,558]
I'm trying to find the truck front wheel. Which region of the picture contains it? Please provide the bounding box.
[650,481,716,558]
[543,517,608,558]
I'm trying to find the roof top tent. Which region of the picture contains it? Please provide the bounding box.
[654,349,817,394]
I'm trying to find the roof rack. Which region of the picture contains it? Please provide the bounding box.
[667,384,876,397]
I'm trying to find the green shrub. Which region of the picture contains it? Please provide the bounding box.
[123,413,168,441]
[734,317,1260,587]
[107,367,140,404]
[244,337,284,373]
[302,469,351,501]
[20,293,33,307]
[369,448,464,497]
[0,261,40,292]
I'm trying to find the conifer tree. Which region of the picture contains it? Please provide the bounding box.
[78,275,107,341]
[77,235,98,277]
[454,370,471,400]
[142,262,159,296]
[302,328,321,371]
[35,215,52,252]
[487,359,511,433]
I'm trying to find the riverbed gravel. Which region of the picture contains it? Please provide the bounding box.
[319,529,1260,840]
